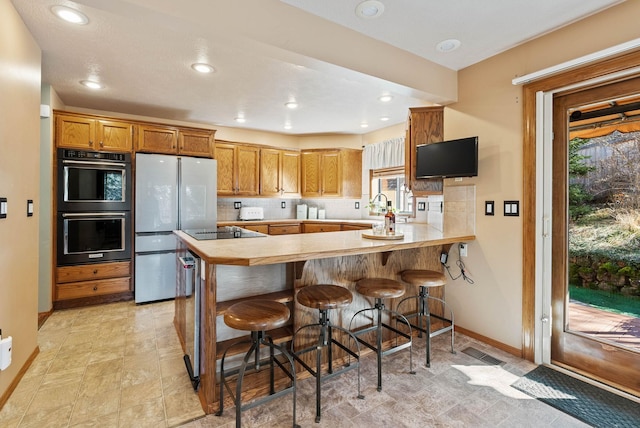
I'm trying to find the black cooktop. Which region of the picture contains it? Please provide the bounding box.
[182,226,267,240]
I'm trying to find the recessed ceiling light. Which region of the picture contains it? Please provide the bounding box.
[360,122,369,128]
[378,95,393,103]
[355,1,385,19]
[284,123,292,130]
[191,63,215,73]
[51,5,89,25]
[80,80,103,89]
[285,101,298,109]
[436,39,461,53]
[234,117,246,123]
[380,116,390,121]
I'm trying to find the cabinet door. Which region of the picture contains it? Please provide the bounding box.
[281,151,301,196]
[56,114,96,149]
[236,145,260,196]
[97,120,133,152]
[301,152,322,197]
[406,107,444,195]
[260,148,281,196]
[136,125,178,154]
[321,151,342,197]
[215,143,237,195]
[179,129,214,158]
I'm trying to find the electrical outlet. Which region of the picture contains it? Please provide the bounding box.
[355,202,360,209]
[281,201,286,209]
[233,201,241,209]
[459,243,468,257]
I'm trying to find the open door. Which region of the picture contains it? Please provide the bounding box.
[551,76,640,396]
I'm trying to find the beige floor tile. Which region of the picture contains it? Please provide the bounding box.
[164,389,206,427]
[69,387,120,425]
[25,381,81,413]
[19,403,73,428]
[120,378,163,405]
[118,396,166,428]
[77,370,122,398]
[69,411,119,428]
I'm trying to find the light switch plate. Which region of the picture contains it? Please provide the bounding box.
[27,199,34,217]
[0,198,7,219]
[417,202,426,211]
[355,202,360,209]
[234,201,241,209]
[504,200,520,216]
[281,201,286,209]
[485,201,494,216]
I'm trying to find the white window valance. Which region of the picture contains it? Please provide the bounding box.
[363,137,405,170]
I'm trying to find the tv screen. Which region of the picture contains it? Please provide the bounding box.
[415,136,478,179]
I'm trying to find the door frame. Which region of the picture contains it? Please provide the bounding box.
[522,51,640,365]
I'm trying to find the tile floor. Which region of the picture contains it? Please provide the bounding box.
[0,300,594,427]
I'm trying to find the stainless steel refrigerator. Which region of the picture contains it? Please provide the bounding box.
[134,154,217,303]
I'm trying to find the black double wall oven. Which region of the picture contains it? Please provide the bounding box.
[57,149,132,265]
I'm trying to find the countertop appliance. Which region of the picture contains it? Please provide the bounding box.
[296,204,307,219]
[238,206,264,221]
[183,226,266,240]
[135,154,217,303]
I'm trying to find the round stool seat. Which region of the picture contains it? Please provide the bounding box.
[224,300,290,331]
[401,270,446,288]
[356,278,405,299]
[297,284,353,310]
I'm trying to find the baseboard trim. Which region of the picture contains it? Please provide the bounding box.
[455,325,522,358]
[38,310,53,330]
[0,346,40,411]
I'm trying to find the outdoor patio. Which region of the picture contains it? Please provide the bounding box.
[568,301,640,351]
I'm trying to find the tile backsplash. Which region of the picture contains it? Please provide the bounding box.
[218,197,364,221]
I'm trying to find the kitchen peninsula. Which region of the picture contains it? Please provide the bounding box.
[174,223,475,414]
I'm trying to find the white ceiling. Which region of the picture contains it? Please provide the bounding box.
[12,0,624,135]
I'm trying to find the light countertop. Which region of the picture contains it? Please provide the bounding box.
[175,223,474,266]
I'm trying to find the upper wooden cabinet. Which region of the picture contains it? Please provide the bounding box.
[136,125,215,158]
[216,142,260,196]
[301,149,361,198]
[56,113,133,152]
[260,148,301,197]
[405,106,444,195]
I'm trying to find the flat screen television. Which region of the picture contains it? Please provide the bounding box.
[415,136,478,179]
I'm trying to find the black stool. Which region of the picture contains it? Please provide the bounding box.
[397,270,455,367]
[349,278,415,391]
[292,284,364,423]
[216,299,299,428]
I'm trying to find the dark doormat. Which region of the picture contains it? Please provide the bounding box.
[511,365,640,427]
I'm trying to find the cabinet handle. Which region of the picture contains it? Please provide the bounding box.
[89,140,93,146]
[93,286,98,291]
[99,140,104,147]
[93,269,98,274]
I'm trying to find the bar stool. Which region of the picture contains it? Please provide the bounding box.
[292,284,364,423]
[349,278,415,391]
[396,270,455,367]
[216,300,299,428]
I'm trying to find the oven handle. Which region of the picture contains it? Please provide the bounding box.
[62,159,127,168]
[62,212,127,218]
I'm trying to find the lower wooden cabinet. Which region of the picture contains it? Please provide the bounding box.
[55,261,131,302]
[268,224,301,235]
[303,223,342,233]
[241,224,269,234]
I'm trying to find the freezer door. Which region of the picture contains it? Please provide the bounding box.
[180,157,217,230]
[134,251,177,303]
[135,154,178,233]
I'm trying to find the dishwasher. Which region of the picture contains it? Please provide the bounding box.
[179,251,201,391]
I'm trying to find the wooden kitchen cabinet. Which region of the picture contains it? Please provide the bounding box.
[215,142,260,196]
[241,224,269,234]
[56,113,133,152]
[260,148,301,197]
[55,261,132,304]
[301,149,361,198]
[268,224,301,235]
[136,125,215,158]
[303,222,341,233]
[179,128,216,158]
[405,106,444,195]
[341,223,371,231]
[136,124,179,154]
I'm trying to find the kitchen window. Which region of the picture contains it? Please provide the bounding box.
[369,167,412,215]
